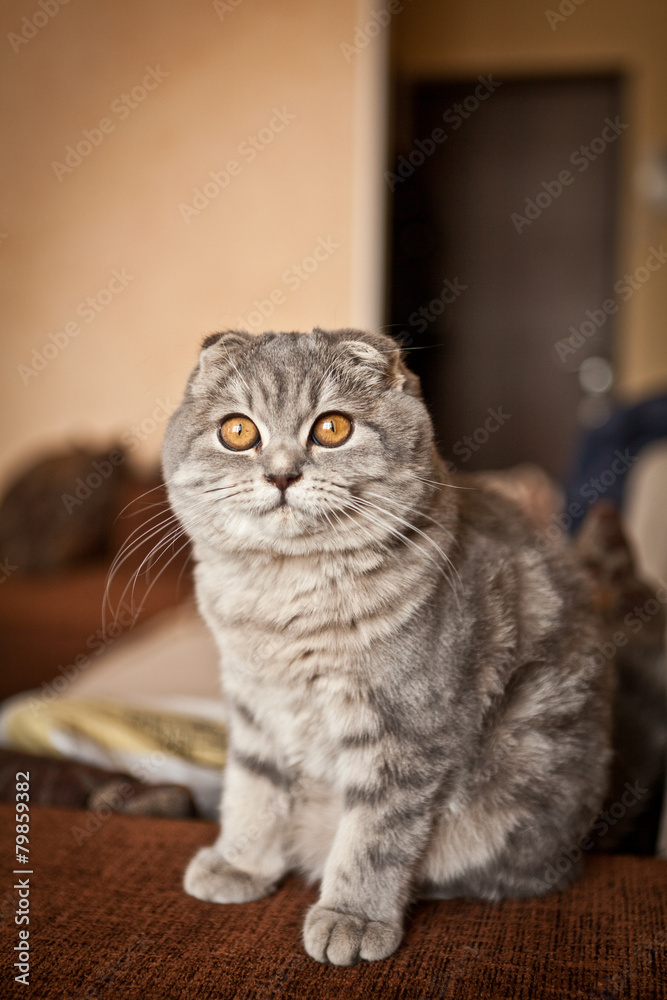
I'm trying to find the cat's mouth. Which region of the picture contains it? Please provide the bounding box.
[270,494,295,514]
[266,493,325,528]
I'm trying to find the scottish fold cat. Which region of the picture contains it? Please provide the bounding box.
[162,328,612,965]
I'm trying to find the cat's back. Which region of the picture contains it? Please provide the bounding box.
[441,472,598,658]
[449,472,543,551]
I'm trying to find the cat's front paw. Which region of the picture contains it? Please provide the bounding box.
[184,846,276,903]
[303,904,402,965]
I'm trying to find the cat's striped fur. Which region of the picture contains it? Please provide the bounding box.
[162,328,612,965]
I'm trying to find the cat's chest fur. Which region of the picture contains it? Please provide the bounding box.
[194,542,440,781]
[194,538,438,657]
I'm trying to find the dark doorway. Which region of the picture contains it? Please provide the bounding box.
[388,74,623,479]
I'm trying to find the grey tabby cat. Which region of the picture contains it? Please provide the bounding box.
[162,328,612,965]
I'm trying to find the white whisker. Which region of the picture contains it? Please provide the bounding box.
[345,498,448,581]
[406,471,477,492]
[349,493,462,601]
[114,482,170,523]
[222,343,252,395]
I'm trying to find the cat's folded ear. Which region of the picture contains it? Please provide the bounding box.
[338,334,422,397]
[200,330,254,355]
[191,330,254,385]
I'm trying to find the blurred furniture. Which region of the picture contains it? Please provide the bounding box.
[0,477,191,703]
[626,439,667,588]
[566,392,667,534]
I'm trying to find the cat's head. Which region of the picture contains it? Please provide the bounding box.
[162,328,439,555]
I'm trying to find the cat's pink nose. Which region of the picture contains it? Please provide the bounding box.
[265,472,302,492]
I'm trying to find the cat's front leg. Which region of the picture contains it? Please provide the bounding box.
[303,777,437,965]
[184,750,292,904]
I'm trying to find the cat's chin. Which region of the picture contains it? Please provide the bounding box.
[262,496,333,527]
[215,504,328,546]
[261,505,333,540]
[264,506,306,533]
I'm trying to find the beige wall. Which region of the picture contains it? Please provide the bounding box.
[4,0,665,492]
[393,0,667,400]
[0,0,387,485]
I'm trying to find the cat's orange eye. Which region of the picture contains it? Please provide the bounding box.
[219,415,260,451]
[311,413,353,448]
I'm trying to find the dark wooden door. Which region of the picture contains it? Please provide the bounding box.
[388,75,622,478]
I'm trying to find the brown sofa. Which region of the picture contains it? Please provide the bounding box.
[0,800,666,999]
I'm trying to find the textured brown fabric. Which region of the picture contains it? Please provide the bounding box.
[1,804,666,999]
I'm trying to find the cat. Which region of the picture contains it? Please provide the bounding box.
[162,327,613,966]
